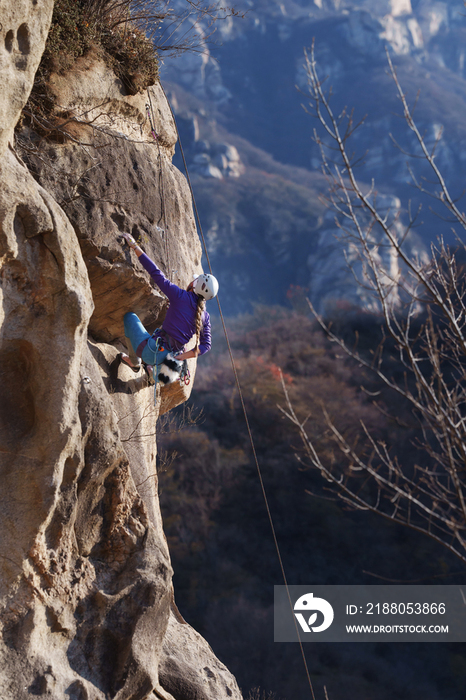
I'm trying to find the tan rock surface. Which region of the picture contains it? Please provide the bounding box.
[0,145,94,598]
[0,1,54,155]
[160,608,243,700]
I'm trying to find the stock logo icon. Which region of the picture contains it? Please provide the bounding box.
[294,593,334,633]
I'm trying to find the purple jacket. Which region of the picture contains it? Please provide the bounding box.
[139,253,211,355]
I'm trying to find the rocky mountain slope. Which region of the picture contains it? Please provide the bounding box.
[0,3,241,699]
[161,0,466,314]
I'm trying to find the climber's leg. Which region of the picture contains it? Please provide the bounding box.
[123,312,150,368]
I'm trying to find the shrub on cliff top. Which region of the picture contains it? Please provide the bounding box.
[22,0,240,131]
[41,0,161,93]
[19,0,163,135]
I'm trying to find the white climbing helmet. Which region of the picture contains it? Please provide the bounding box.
[193,273,219,300]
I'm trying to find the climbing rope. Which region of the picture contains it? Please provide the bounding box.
[159,82,317,700]
[146,90,171,281]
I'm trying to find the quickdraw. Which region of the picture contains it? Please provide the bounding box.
[180,364,191,386]
[150,334,165,402]
[146,102,158,142]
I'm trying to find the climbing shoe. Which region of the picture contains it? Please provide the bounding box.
[143,363,155,385]
[119,353,141,373]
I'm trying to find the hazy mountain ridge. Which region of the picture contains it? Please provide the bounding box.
[161,0,466,314]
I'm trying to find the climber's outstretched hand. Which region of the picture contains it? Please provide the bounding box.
[122,232,138,249]
[122,233,143,257]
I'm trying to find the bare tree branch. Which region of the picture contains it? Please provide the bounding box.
[282,44,466,565]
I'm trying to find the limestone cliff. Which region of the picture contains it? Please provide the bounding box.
[0,3,241,699]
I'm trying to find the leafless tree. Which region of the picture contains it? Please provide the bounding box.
[280,43,466,565]
[154,0,245,56]
[82,0,244,56]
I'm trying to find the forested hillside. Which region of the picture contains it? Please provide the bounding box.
[158,306,466,700]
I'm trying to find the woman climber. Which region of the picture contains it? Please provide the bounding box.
[119,232,218,384]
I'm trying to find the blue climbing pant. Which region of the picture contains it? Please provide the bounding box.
[124,312,169,366]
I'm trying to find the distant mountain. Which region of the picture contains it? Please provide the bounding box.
[160,0,466,315]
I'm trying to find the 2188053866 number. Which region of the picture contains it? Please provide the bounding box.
[366,603,446,614]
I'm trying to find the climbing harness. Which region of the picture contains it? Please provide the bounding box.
[160,83,317,700]
[156,329,191,387]
[139,330,191,402]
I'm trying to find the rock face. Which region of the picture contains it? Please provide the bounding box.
[0,1,54,154]
[0,4,242,700]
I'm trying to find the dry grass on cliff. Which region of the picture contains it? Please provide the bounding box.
[19,0,238,142]
[40,0,161,93]
[17,0,163,144]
